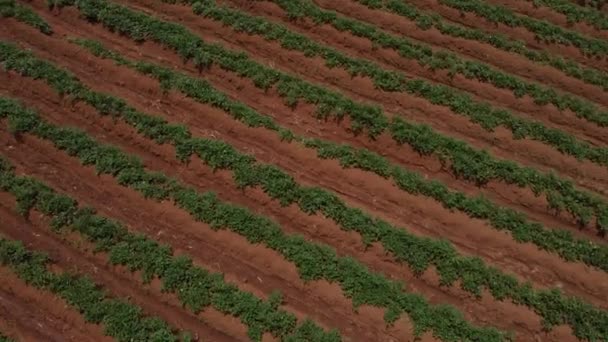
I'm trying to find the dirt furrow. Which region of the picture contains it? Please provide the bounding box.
[228,0,608,146]
[0,194,241,342]
[45,0,608,212]
[406,0,608,71]
[15,27,608,246]
[485,0,608,40]
[0,283,91,342]
[3,11,608,307]
[317,0,608,106]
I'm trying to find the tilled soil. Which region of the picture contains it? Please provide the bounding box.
[1,1,607,341]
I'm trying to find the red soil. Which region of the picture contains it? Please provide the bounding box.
[1,0,607,341]
[0,122,421,342]
[0,81,571,341]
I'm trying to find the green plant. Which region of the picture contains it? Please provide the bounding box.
[0,0,52,34]
[259,0,608,129]
[4,35,608,339]
[0,94,506,341]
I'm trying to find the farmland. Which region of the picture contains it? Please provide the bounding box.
[0,0,607,340]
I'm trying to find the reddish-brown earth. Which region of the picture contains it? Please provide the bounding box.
[1,0,607,341]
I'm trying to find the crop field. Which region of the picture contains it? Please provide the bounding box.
[1,0,608,341]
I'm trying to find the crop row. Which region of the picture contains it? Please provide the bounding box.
[0,94,508,341]
[261,0,608,127]
[0,236,182,341]
[574,0,607,10]
[3,42,608,342]
[525,0,608,30]
[0,145,339,342]
[69,36,608,273]
[0,0,52,34]
[432,0,608,56]
[351,0,608,90]
[45,0,608,234]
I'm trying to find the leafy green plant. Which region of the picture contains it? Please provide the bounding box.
[4,34,608,338]
[1,3,604,337]
[0,237,181,341]
[0,0,52,34]
[572,0,607,10]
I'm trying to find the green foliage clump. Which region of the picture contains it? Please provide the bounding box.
[0,90,606,339]
[0,332,13,342]
[0,0,53,34]
[24,34,608,275]
[1,4,608,339]
[64,33,608,237]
